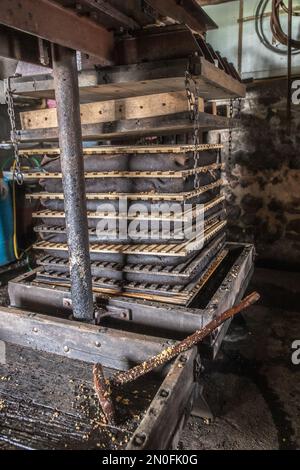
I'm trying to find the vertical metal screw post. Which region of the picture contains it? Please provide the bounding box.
[52,44,93,321]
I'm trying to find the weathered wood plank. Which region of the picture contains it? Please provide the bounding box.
[0,344,161,449]
[128,348,196,450]
[16,111,231,142]
[19,143,223,156]
[12,57,245,103]
[20,92,204,130]
[0,0,114,63]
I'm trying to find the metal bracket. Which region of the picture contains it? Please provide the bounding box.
[95,305,132,324]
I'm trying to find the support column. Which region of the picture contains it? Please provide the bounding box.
[52,44,93,321]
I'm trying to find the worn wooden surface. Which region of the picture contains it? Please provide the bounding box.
[0,305,166,369]
[17,111,231,142]
[20,92,203,129]
[12,57,245,103]
[0,344,161,450]
[19,143,223,155]
[128,348,196,450]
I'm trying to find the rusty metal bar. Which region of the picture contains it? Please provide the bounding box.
[0,0,114,63]
[93,292,260,424]
[52,45,93,322]
[111,292,260,386]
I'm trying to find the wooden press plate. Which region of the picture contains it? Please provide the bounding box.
[19,144,223,156]
[32,195,225,222]
[32,220,227,257]
[22,163,224,180]
[26,179,223,202]
[33,249,228,306]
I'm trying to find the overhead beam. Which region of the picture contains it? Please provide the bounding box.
[0,0,114,64]
[146,0,218,32]
[196,0,236,5]
[11,57,245,103]
[0,25,42,65]
[79,0,139,29]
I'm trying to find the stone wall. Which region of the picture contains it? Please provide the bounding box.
[223,78,300,269]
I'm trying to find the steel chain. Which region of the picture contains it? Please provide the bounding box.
[237,98,242,119]
[185,68,201,190]
[228,99,234,156]
[4,76,23,185]
[228,98,242,156]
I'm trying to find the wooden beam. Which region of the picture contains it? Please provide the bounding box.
[19,143,223,156]
[115,25,201,65]
[146,0,218,32]
[0,0,114,63]
[16,111,231,142]
[197,0,236,5]
[128,349,197,450]
[20,92,204,130]
[79,0,139,30]
[0,25,41,65]
[12,57,246,103]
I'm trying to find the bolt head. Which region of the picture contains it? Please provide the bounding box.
[133,433,147,447]
[64,346,69,353]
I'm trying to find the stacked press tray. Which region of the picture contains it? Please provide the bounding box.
[23,143,227,306]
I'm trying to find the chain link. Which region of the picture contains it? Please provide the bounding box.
[228,98,242,156]
[237,98,242,119]
[185,67,201,190]
[4,76,23,185]
[228,99,234,156]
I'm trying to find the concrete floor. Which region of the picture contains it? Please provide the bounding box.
[0,267,299,450]
[180,268,300,450]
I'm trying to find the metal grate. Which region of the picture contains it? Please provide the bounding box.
[33,249,228,306]
[32,220,227,257]
[32,195,225,221]
[36,233,226,284]
[22,163,224,180]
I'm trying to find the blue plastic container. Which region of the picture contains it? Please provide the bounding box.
[0,176,15,266]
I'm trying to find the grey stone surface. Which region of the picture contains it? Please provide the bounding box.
[220,78,300,269]
[180,268,300,450]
